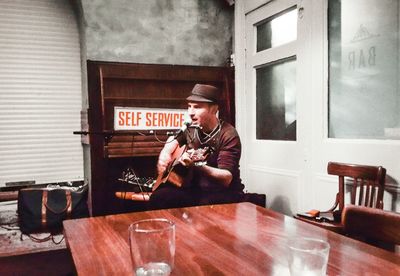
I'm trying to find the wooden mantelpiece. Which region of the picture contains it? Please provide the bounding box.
[87,61,235,215]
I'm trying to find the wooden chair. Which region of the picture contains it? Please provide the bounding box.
[342,205,400,252]
[295,162,386,233]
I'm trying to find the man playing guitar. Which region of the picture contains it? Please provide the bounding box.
[149,84,245,210]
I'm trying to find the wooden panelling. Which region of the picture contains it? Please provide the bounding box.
[87,61,235,215]
[104,134,167,158]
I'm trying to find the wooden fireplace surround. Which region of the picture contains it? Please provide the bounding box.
[87,61,235,215]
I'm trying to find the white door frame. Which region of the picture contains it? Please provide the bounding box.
[236,0,313,214]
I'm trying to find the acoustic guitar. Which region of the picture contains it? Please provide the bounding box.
[152,145,210,191]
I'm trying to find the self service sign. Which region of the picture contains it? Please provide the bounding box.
[114,107,187,130]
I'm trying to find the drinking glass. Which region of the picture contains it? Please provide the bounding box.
[129,218,175,276]
[287,238,330,276]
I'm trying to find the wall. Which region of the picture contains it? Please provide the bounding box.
[80,0,233,66]
[71,0,234,213]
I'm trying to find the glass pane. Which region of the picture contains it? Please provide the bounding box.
[257,8,297,51]
[256,57,297,140]
[328,0,400,139]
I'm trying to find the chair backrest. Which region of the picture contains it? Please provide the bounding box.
[342,205,400,250]
[327,162,386,213]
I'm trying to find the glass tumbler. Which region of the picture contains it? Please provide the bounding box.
[129,218,175,276]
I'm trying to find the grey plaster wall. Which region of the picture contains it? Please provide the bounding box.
[80,0,233,66]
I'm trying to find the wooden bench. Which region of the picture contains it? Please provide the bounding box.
[115,191,266,208]
[242,193,266,208]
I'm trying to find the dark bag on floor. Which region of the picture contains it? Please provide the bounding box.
[17,186,89,234]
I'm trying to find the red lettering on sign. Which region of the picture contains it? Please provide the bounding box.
[165,113,171,126]
[158,112,164,127]
[118,111,124,126]
[172,113,178,127]
[135,112,142,126]
[130,112,135,126]
[145,112,151,126]
[152,112,157,127]
[120,110,185,128]
[125,112,131,126]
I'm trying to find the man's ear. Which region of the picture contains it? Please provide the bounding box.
[210,104,219,114]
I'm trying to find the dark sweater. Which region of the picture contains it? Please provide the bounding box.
[177,121,245,192]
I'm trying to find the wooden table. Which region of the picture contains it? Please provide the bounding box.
[63,202,400,275]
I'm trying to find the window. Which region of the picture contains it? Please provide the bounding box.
[255,7,298,141]
[328,0,400,139]
[0,0,83,187]
[256,57,297,140]
[257,8,297,51]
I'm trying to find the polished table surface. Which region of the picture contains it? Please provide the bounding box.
[63,202,400,275]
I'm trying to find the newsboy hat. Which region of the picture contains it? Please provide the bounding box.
[186,84,219,104]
